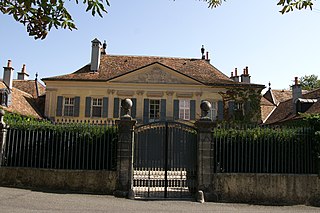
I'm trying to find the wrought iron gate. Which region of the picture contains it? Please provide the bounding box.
[133,121,197,199]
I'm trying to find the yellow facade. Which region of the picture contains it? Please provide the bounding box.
[44,63,227,123]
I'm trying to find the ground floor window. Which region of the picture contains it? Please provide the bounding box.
[208,101,217,120]
[179,99,190,120]
[149,99,160,122]
[92,98,103,117]
[63,97,74,116]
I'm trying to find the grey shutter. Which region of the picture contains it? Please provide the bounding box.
[143,99,149,124]
[173,99,179,120]
[74,96,80,117]
[120,99,125,117]
[190,100,196,120]
[160,99,166,121]
[85,97,91,117]
[113,97,119,118]
[244,101,251,116]
[228,101,235,119]
[218,100,224,121]
[131,98,137,118]
[102,97,109,118]
[56,96,63,116]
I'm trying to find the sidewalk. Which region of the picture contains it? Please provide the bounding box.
[0,186,319,213]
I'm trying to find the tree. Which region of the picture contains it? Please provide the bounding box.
[204,0,314,14]
[0,0,315,40]
[0,0,110,40]
[300,74,320,90]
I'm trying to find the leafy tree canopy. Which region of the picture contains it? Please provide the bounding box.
[300,74,320,91]
[0,0,315,40]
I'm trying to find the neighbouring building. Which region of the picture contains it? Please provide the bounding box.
[42,39,265,124]
[0,60,45,118]
[261,77,320,124]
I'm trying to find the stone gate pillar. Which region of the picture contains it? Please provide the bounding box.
[0,110,7,167]
[194,101,216,202]
[115,99,136,198]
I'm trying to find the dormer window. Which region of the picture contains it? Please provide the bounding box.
[0,89,9,107]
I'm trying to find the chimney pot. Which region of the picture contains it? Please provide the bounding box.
[246,66,249,75]
[7,60,12,68]
[22,64,26,73]
[231,72,234,77]
[235,68,238,76]
[294,77,299,85]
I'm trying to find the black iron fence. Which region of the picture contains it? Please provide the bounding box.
[212,125,316,174]
[1,122,118,170]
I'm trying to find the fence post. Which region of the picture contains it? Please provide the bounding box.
[0,110,7,167]
[194,101,216,202]
[115,99,136,198]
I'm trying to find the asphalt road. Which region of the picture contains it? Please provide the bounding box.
[0,186,319,213]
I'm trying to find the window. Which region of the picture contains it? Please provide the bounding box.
[179,100,190,120]
[92,98,103,117]
[63,97,74,116]
[149,99,160,122]
[234,102,244,120]
[208,101,217,120]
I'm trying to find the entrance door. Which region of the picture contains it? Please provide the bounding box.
[133,121,197,199]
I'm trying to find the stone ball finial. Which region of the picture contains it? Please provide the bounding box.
[200,101,212,120]
[121,98,133,118]
[200,101,211,112]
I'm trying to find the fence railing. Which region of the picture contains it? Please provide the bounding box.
[212,125,316,174]
[1,122,118,171]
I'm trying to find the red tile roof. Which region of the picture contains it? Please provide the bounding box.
[0,82,43,118]
[13,80,45,98]
[42,55,264,87]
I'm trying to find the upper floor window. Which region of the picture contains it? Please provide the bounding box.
[149,99,160,122]
[179,99,190,120]
[64,97,75,116]
[92,98,103,117]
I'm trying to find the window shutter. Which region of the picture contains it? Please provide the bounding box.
[218,100,224,121]
[74,96,80,117]
[160,99,166,121]
[228,101,235,119]
[244,101,251,116]
[143,99,149,124]
[102,97,109,118]
[113,97,119,118]
[173,99,179,120]
[190,100,196,120]
[131,98,137,118]
[85,97,91,117]
[120,99,125,117]
[56,96,63,116]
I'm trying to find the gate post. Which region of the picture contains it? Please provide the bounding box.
[115,99,136,198]
[0,110,7,167]
[194,101,216,202]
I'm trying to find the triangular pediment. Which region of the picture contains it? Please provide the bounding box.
[109,63,202,85]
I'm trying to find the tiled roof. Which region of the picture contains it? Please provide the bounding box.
[264,87,320,124]
[13,80,46,98]
[260,96,276,123]
[263,89,292,106]
[0,82,43,118]
[42,55,263,87]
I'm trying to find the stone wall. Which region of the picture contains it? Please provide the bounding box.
[211,173,320,206]
[0,167,117,194]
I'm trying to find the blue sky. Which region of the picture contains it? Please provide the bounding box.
[1,0,320,90]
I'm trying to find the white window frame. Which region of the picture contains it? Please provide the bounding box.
[63,97,75,117]
[179,99,190,120]
[149,99,161,122]
[208,100,217,120]
[91,98,103,117]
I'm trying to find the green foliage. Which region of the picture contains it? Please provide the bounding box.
[3,112,118,143]
[0,0,110,39]
[300,74,320,91]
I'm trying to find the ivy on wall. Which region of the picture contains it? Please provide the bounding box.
[219,87,262,123]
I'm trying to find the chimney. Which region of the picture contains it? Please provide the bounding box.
[3,60,14,90]
[292,77,302,113]
[240,66,251,83]
[90,38,102,72]
[17,64,29,80]
[230,68,239,82]
[201,45,205,60]
[205,51,211,63]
